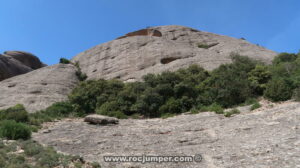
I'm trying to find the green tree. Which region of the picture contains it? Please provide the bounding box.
[264,78,293,102]
[248,65,272,94]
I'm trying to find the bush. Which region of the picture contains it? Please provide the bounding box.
[73,61,87,81]
[132,89,164,117]
[69,79,124,115]
[224,109,240,117]
[248,65,272,94]
[293,87,300,101]
[272,53,298,65]
[0,120,31,140]
[75,70,87,81]
[42,102,74,118]
[59,58,71,64]
[96,101,127,119]
[36,147,61,167]
[201,63,253,107]
[22,140,44,156]
[250,102,261,111]
[200,103,224,114]
[264,78,293,102]
[159,98,182,115]
[0,104,29,123]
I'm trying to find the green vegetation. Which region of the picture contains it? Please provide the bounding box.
[293,87,300,101]
[0,102,75,140]
[264,78,293,102]
[0,104,29,123]
[74,61,87,81]
[0,139,101,168]
[251,102,261,111]
[199,103,224,114]
[67,52,300,118]
[0,120,31,140]
[224,109,240,117]
[59,57,71,64]
[2,52,300,141]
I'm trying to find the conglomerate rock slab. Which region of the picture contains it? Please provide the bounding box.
[0,64,79,112]
[0,51,45,81]
[72,25,277,82]
[33,101,300,168]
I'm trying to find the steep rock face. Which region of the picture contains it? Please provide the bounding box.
[0,51,45,81]
[0,64,79,112]
[72,25,277,82]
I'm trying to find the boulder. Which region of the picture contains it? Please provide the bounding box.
[0,51,45,81]
[72,25,277,82]
[0,54,32,81]
[4,51,45,69]
[0,64,79,112]
[84,114,119,125]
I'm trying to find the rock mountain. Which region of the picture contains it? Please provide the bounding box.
[73,25,277,82]
[0,25,277,112]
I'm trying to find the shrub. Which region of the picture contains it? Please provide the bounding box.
[264,78,293,102]
[197,55,259,108]
[272,53,298,65]
[41,101,74,118]
[159,98,182,115]
[200,103,224,114]
[250,102,261,111]
[0,104,29,123]
[96,101,127,119]
[73,61,87,81]
[132,89,164,117]
[248,65,272,94]
[224,109,240,117]
[69,79,124,115]
[59,58,71,64]
[201,63,253,107]
[75,70,87,81]
[293,87,300,101]
[176,64,209,86]
[36,147,61,167]
[22,140,44,156]
[0,120,31,140]
[91,162,102,168]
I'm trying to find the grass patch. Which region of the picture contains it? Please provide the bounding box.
[199,103,224,114]
[250,102,261,111]
[0,139,101,168]
[224,109,240,117]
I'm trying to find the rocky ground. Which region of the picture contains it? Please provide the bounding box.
[33,100,299,168]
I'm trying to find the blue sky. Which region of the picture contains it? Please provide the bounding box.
[0,0,299,65]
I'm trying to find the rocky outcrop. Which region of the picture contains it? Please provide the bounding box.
[117,28,162,39]
[4,51,45,69]
[33,100,300,168]
[72,25,277,82]
[84,114,119,125]
[0,64,79,112]
[0,51,45,81]
[0,54,32,81]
